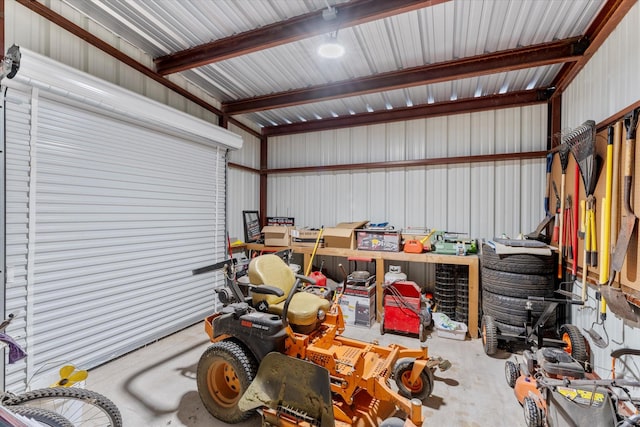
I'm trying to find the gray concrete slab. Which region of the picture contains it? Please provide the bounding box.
[86,322,526,426]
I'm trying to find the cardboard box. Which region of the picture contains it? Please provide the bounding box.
[261,225,291,246]
[338,283,376,327]
[356,229,401,252]
[323,221,368,249]
[290,228,324,248]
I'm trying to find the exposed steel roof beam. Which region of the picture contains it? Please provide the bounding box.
[553,0,636,95]
[224,37,586,115]
[262,89,554,137]
[155,0,449,75]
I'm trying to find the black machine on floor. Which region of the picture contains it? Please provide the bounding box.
[482,292,586,358]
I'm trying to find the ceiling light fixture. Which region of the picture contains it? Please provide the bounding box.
[318,2,344,59]
[318,33,344,58]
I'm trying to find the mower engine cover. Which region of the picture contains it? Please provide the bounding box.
[538,348,585,378]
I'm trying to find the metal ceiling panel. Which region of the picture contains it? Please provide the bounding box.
[236,64,563,127]
[58,0,606,128]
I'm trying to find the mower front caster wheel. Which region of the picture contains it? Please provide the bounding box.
[393,360,434,400]
[504,360,519,388]
[523,396,543,427]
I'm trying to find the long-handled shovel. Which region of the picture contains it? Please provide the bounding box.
[603,109,640,322]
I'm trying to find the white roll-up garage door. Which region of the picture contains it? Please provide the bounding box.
[1,46,242,391]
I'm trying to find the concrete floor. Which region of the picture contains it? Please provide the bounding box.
[86,322,526,427]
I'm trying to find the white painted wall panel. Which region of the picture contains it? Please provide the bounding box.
[268,105,547,242]
[563,2,640,376]
[563,2,640,128]
[227,125,260,241]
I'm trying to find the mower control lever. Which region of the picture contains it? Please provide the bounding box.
[250,286,285,297]
[295,274,317,286]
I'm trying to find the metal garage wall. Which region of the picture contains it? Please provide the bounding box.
[2,48,242,391]
[227,124,260,242]
[267,104,547,241]
[562,2,640,129]
[562,3,640,377]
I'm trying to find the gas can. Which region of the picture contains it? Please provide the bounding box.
[384,265,407,284]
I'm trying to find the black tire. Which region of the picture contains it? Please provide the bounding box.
[559,324,588,363]
[7,406,74,427]
[393,360,434,400]
[197,341,258,423]
[523,396,543,427]
[481,267,555,298]
[481,315,498,355]
[504,360,519,388]
[482,290,556,327]
[4,387,122,427]
[380,417,406,427]
[482,244,554,274]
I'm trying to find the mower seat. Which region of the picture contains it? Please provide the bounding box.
[248,254,330,329]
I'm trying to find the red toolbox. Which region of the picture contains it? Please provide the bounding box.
[381,281,423,336]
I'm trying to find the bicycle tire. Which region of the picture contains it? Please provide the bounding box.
[7,405,74,427]
[4,387,122,427]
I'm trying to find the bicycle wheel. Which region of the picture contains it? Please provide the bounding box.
[7,405,74,427]
[3,387,122,427]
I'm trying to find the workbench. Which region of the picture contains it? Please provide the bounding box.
[245,243,480,338]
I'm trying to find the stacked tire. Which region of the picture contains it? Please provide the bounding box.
[480,243,556,355]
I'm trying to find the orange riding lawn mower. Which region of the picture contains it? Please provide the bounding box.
[192,253,452,426]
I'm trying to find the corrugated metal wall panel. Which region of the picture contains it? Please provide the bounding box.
[563,2,640,128]
[7,0,223,124]
[268,105,547,241]
[563,2,640,377]
[227,125,260,241]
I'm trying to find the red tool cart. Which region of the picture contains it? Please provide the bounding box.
[380,281,431,342]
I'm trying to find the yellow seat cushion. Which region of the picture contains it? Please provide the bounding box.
[249,254,331,326]
[268,292,332,326]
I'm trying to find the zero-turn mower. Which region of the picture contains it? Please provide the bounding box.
[192,254,451,426]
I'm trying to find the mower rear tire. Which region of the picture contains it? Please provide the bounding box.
[393,360,434,400]
[523,396,543,427]
[481,315,498,355]
[504,360,519,388]
[560,324,588,363]
[197,341,258,423]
